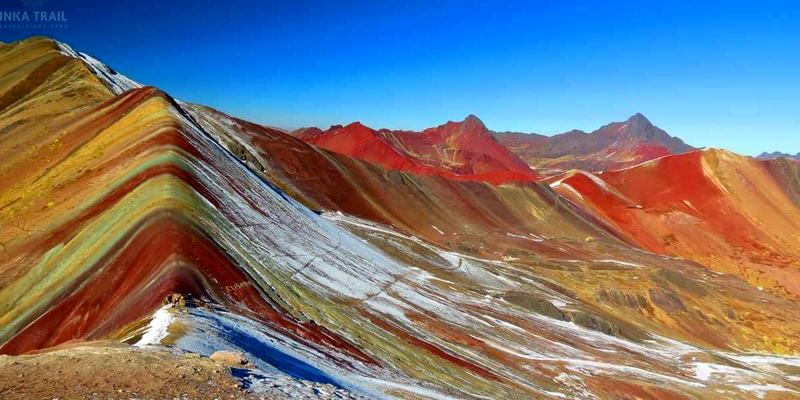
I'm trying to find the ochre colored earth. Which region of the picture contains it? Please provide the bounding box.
[0,342,249,400]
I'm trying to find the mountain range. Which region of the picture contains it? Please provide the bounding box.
[291,112,697,180]
[2,36,800,399]
[758,151,800,161]
[494,113,696,174]
[293,114,540,184]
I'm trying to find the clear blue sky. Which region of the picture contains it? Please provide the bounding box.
[2,0,799,154]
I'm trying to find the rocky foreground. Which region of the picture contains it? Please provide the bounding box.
[0,342,365,400]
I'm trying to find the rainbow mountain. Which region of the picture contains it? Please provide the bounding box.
[2,36,800,399]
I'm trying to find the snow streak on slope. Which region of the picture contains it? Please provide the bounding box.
[57,40,142,95]
[183,95,800,398]
[134,305,172,347]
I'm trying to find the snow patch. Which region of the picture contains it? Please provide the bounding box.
[56,41,142,95]
[135,305,172,347]
[594,259,644,269]
[507,232,545,242]
[735,383,797,399]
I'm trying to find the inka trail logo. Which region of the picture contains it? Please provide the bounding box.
[1,0,68,29]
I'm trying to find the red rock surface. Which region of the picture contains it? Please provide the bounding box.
[295,115,540,184]
[550,149,800,299]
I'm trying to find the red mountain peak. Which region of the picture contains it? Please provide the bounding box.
[343,121,369,130]
[463,113,485,127]
[295,115,539,184]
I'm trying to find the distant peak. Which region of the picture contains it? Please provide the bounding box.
[290,127,323,139]
[344,121,371,130]
[626,113,652,127]
[464,114,482,123]
[614,113,656,138]
[757,151,800,160]
[461,114,488,130]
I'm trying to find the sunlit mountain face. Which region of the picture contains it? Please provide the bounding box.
[2,37,800,399]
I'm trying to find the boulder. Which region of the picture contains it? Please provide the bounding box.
[209,351,247,366]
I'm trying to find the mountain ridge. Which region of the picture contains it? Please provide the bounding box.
[297,114,541,184]
[494,113,696,174]
[293,112,695,178]
[758,151,800,161]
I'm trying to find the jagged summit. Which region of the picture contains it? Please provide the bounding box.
[463,113,485,126]
[626,112,652,126]
[419,114,489,136]
[616,113,658,138]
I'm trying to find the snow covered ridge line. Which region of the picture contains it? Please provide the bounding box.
[56,41,142,95]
